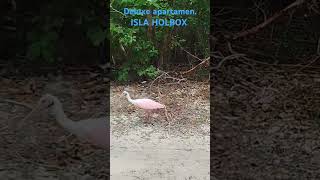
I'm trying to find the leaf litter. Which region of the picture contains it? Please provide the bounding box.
[0,68,108,180]
[212,60,320,179]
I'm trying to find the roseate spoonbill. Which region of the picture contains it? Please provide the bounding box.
[18,94,108,148]
[122,91,166,121]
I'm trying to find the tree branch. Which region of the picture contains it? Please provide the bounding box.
[181,57,210,75]
[233,0,305,40]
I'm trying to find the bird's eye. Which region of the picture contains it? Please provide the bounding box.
[47,101,54,108]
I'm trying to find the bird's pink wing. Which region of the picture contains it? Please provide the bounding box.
[81,118,109,148]
[132,99,165,110]
[88,127,109,148]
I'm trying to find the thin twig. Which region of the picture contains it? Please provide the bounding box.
[0,125,8,131]
[212,54,245,70]
[181,47,204,62]
[110,4,125,16]
[16,107,38,130]
[149,70,166,89]
[181,57,210,75]
[150,70,186,88]
[0,98,33,109]
[294,55,320,75]
[233,0,305,40]
[252,0,267,22]
[317,37,320,55]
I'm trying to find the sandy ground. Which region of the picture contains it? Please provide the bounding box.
[110,83,210,179]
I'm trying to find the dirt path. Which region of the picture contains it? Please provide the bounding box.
[111,116,209,180]
[111,82,210,179]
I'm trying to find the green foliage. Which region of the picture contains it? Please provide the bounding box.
[24,0,106,63]
[21,0,209,81]
[26,30,58,63]
[87,26,108,47]
[117,66,130,81]
[111,9,159,81]
[111,0,209,81]
[26,16,62,62]
[137,65,158,78]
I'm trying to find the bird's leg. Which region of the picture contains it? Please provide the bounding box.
[144,110,151,123]
[146,110,150,121]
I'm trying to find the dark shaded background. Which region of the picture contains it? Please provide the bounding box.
[211,0,320,179]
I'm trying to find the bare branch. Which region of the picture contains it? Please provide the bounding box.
[181,57,210,75]
[181,47,204,62]
[233,0,305,40]
[0,98,33,109]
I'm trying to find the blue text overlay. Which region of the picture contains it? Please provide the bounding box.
[123,8,196,27]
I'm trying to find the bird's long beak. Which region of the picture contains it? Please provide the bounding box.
[15,105,41,129]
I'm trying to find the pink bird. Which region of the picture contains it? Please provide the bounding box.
[18,94,108,149]
[122,91,165,121]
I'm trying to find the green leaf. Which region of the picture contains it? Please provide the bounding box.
[117,69,129,81]
[87,26,107,46]
[27,42,42,59]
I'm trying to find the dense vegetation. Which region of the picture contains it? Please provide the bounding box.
[110,0,209,81]
[2,0,107,65]
[1,0,209,81]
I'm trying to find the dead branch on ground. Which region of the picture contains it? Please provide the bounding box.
[181,47,204,62]
[149,70,186,89]
[181,57,210,75]
[0,98,33,110]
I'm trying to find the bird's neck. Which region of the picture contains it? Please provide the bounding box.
[126,94,134,103]
[52,104,78,134]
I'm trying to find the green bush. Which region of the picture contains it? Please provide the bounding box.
[111,0,209,81]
